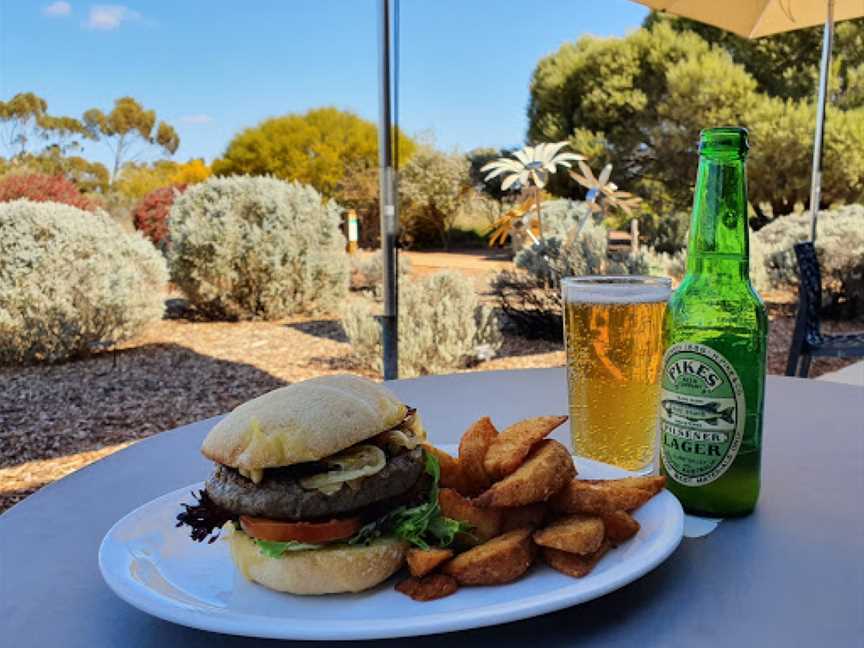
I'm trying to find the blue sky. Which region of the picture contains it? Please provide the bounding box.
[0,1,648,166]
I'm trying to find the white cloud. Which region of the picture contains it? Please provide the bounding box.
[83,5,140,30]
[42,2,72,17]
[180,114,214,125]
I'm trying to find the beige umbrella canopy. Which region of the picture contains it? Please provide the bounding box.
[636,0,863,37]
[633,0,864,239]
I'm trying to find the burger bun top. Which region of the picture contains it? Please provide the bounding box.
[201,374,409,471]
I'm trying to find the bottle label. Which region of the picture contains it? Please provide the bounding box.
[659,342,745,486]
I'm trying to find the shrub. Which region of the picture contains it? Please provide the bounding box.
[639,210,690,254]
[462,192,504,229]
[493,220,649,340]
[349,252,412,292]
[399,146,472,248]
[516,219,647,282]
[500,199,592,253]
[489,271,565,341]
[755,205,864,313]
[342,272,503,377]
[640,231,770,294]
[640,247,687,281]
[168,176,349,319]
[0,200,167,364]
[536,199,593,239]
[132,184,187,250]
[748,233,771,295]
[0,172,96,210]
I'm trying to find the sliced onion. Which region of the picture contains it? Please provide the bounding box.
[299,444,386,493]
[380,428,419,451]
[405,411,426,441]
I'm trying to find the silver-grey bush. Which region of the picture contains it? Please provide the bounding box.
[0,199,168,364]
[755,206,864,308]
[168,176,349,319]
[515,218,645,284]
[342,272,502,377]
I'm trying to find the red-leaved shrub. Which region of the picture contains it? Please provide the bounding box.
[0,173,97,211]
[132,184,187,249]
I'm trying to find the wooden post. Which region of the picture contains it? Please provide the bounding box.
[630,218,639,254]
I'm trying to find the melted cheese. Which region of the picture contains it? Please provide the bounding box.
[238,467,264,484]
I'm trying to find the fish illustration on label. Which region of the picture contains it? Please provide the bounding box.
[660,399,735,425]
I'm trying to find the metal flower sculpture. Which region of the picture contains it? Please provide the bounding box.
[570,160,642,218]
[481,142,584,240]
[487,195,540,249]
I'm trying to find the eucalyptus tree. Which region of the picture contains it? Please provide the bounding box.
[84,97,179,183]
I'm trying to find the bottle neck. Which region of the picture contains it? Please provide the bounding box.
[686,152,750,281]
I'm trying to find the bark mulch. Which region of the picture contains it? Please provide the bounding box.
[1,306,859,512]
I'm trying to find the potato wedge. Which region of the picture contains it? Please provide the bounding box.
[423,444,470,494]
[549,480,654,515]
[532,514,604,555]
[483,415,568,480]
[601,511,640,545]
[474,440,576,508]
[458,417,498,496]
[542,541,611,578]
[406,547,454,578]
[395,574,459,601]
[438,488,502,544]
[442,528,535,586]
[583,475,666,497]
[500,502,547,532]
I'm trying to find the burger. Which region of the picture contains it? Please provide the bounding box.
[176,374,466,595]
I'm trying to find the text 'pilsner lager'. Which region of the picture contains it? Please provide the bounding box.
[659,127,767,517]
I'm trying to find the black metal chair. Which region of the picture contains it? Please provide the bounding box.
[785,241,864,377]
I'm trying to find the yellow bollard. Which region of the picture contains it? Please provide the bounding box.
[346,209,359,254]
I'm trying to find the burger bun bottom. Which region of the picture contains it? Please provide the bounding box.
[227,530,408,595]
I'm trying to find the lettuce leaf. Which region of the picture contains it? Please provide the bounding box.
[349,450,471,550]
[254,539,323,558]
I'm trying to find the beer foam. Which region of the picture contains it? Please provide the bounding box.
[562,281,669,304]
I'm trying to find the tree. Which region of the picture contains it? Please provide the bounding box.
[212,107,415,198]
[114,160,178,200]
[335,161,381,248]
[527,22,864,223]
[11,150,109,194]
[169,158,211,185]
[83,97,180,183]
[643,13,864,109]
[467,147,517,202]
[114,158,211,200]
[399,145,471,248]
[0,92,89,157]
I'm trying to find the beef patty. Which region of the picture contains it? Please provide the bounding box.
[205,446,425,520]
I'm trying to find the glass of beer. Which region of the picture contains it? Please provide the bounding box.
[562,276,671,474]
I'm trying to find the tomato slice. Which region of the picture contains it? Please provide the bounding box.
[239,515,361,544]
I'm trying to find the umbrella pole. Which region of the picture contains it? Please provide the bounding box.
[378,0,398,379]
[808,0,835,242]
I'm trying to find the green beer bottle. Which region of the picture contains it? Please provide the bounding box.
[659,127,767,517]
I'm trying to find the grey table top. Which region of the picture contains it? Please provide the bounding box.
[2,369,863,647]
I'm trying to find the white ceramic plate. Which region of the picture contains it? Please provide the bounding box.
[99,447,684,641]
